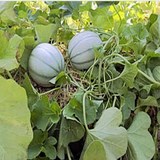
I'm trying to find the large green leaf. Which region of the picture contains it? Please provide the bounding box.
[81,107,128,160]
[0,31,24,71]
[34,23,58,43]
[127,112,155,160]
[28,130,48,159]
[0,7,17,24]
[32,95,61,131]
[43,137,57,159]
[149,15,160,46]
[121,23,149,54]
[22,74,39,111]
[58,117,85,147]
[0,2,15,13]
[120,63,138,88]
[0,76,33,160]
[137,96,159,108]
[90,7,114,29]
[121,91,136,120]
[28,129,57,159]
[83,140,106,160]
[57,117,85,159]
[63,90,101,125]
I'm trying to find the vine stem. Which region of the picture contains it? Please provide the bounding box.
[153,126,158,160]
[105,53,130,64]
[138,69,160,86]
[69,77,85,92]
[98,60,102,93]
[66,146,72,160]
[112,96,117,108]
[102,35,116,51]
[83,91,93,133]
[6,70,13,79]
[113,4,122,29]
[39,87,60,96]
[82,59,99,81]
[104,74,122,84]
[102,53,160,87]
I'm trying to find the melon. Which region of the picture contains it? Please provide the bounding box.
[28,43,64,87]
[68,31,102,70]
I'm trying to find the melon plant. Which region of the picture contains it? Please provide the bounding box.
[28,43,64,87]
[153,66,160,82]
[68,31,102,70]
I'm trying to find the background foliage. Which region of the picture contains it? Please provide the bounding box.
[0,1,160,160]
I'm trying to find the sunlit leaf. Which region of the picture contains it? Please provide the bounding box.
[0,31,24,71]
[0,2,15,13]
[0,76,33,160]
[81,108,128,160]
[90,7,114,30]
[34,23,58,43]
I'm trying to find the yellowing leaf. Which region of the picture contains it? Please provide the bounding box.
[83,140,106,160]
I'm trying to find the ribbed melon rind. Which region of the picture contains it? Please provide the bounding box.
[28,43,64,87]
[68,31,102,70]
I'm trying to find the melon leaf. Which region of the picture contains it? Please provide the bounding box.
[0,76,33,160]
[34,23,58,43]
[81,107,128,160]
[0,31,24,71]
[31,95,61,131]
[127,112,155,160]
[83,140,106,160]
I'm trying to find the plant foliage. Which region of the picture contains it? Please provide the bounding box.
[0,1,160,160]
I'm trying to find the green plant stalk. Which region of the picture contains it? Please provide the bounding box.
[104,74,122,84]
[153,126,158,160]
[83,91,93,133]
[103,60,108,92]
[113,4,122,29]
[39,87,60,96]
[93,29,112,36]
[66,146,72,160]
[138,69,160,86]
[98,60,102,93]
[103,61,114,94]
[105,97,111,109]
[147,68,156,80]
[46,123,54,132]
[6,70,13,79]
[103,53,160,87]
[83,59,98,81]
[106,53,130,64]
[68,72,85,91]
[90,93,105,100]
[112,96,117,108]
[102,35,116,50]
